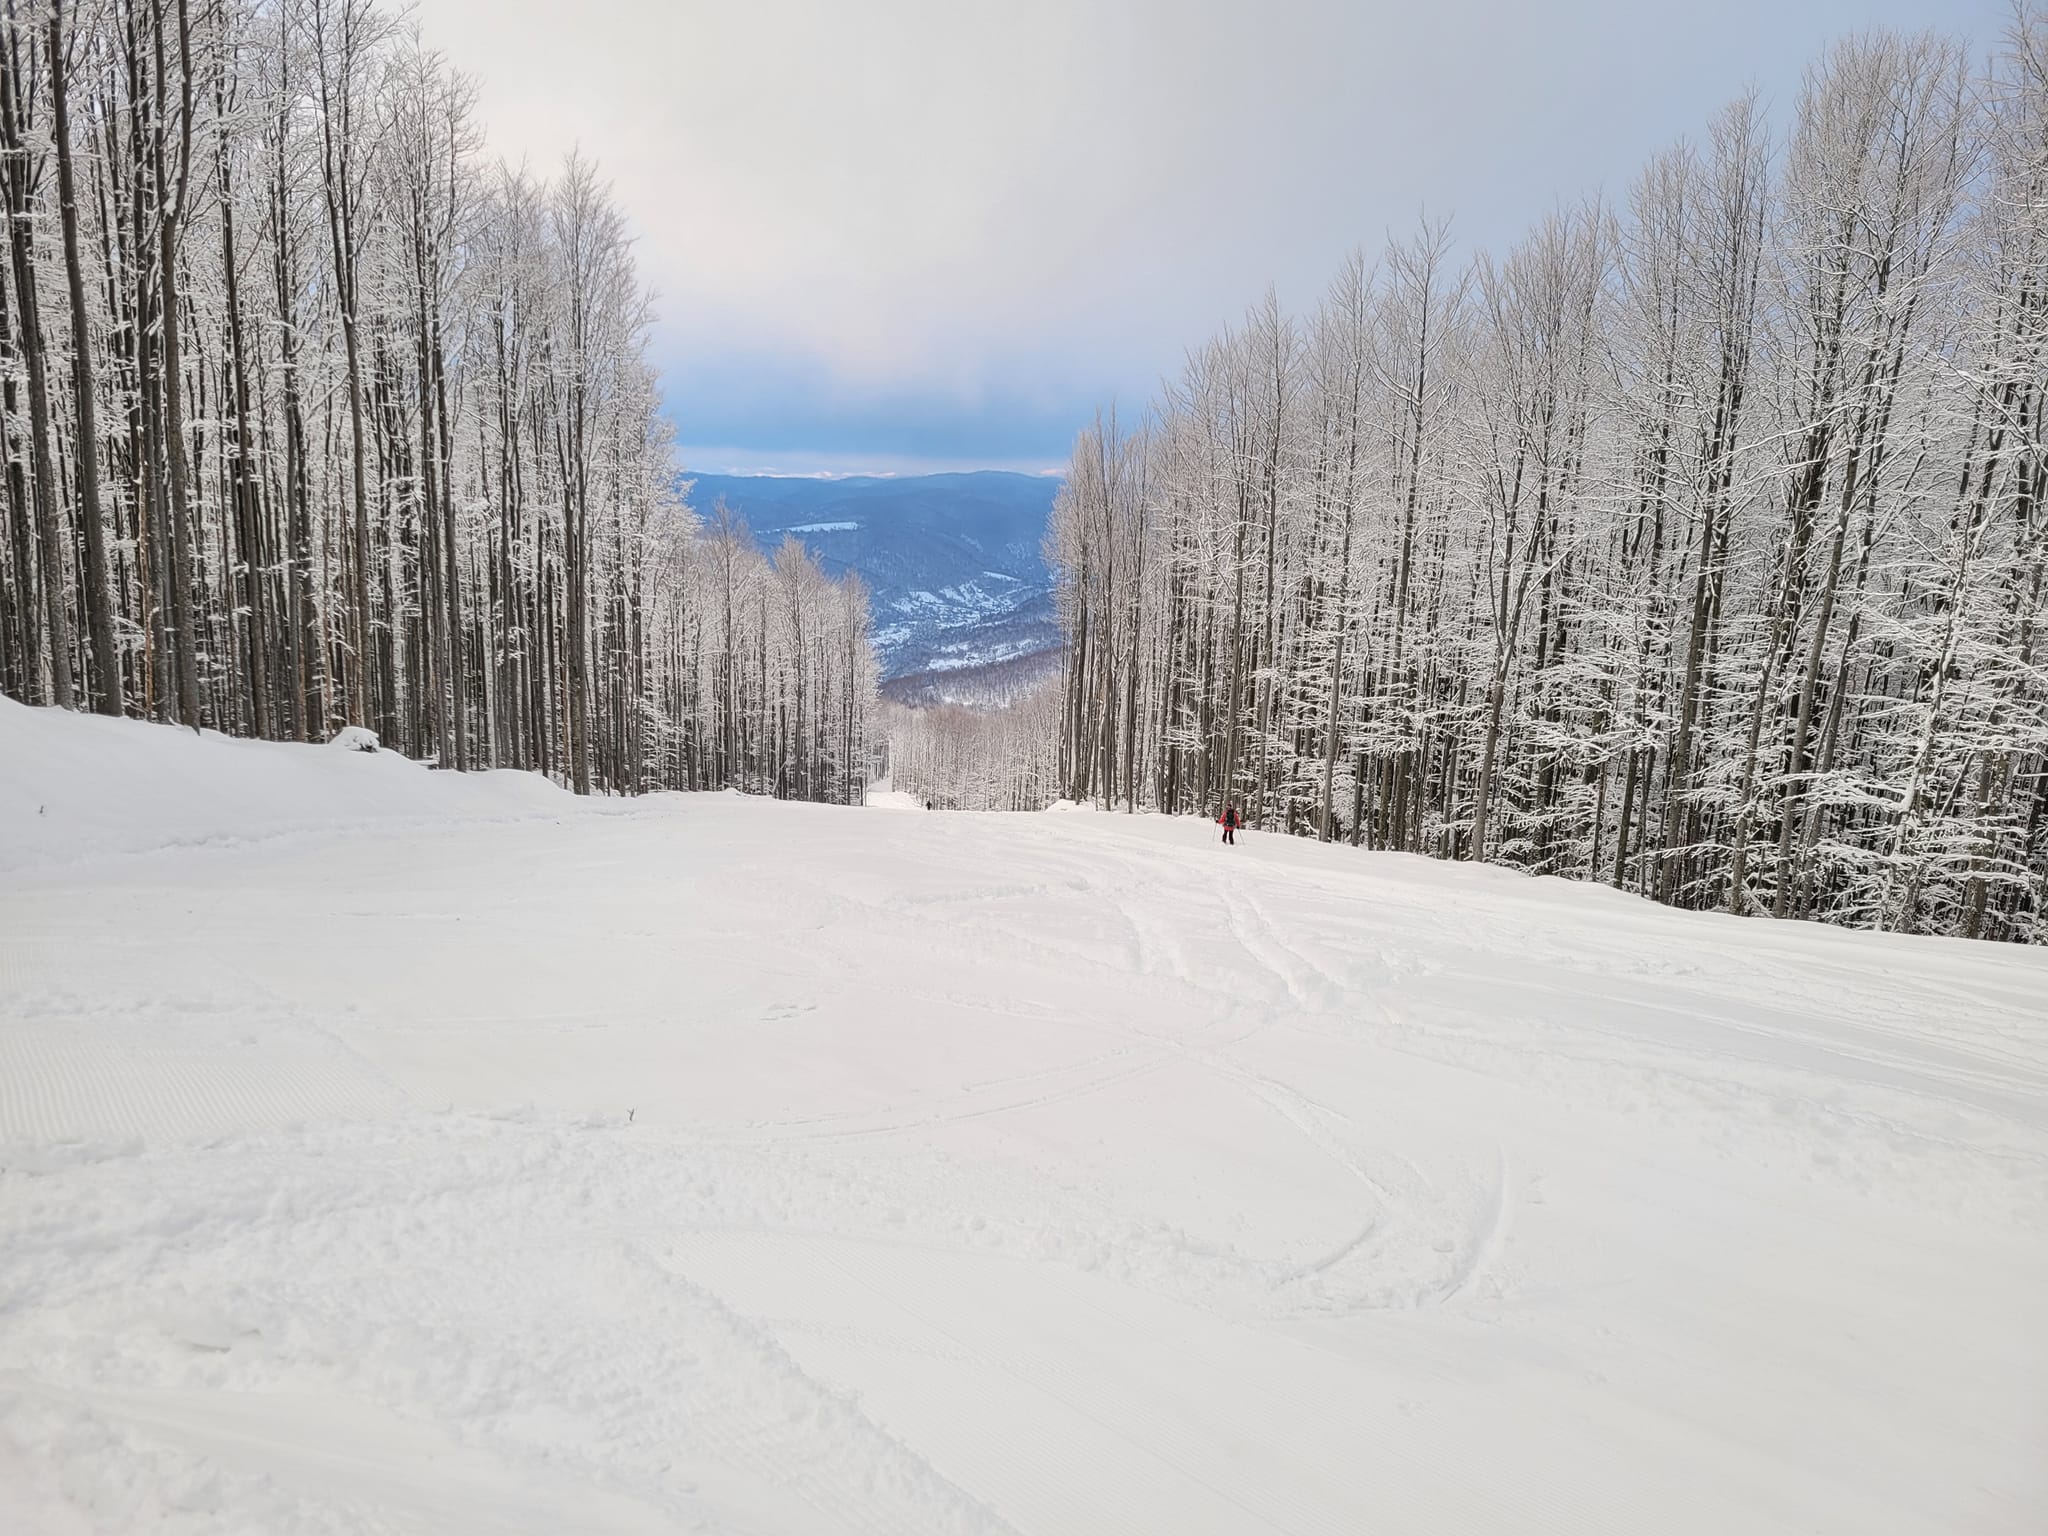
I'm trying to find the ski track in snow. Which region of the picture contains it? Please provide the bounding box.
[1,700,2046,1534]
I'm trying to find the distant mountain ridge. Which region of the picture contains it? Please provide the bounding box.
[684,471,1062,681]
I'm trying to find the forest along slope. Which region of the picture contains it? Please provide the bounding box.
[1,702,2044,1536]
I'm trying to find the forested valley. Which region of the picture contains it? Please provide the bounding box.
[0,0,877,802]
[1049,21,2048,942]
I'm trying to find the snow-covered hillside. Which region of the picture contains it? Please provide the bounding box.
[2,699,2044,1535]
[690,472,1062,680]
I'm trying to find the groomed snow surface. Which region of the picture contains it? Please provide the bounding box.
[2,697,2044,1535]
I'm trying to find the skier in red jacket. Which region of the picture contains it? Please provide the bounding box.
[1220,804,1240,845]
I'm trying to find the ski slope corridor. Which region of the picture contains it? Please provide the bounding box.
[1,697,2044,1534]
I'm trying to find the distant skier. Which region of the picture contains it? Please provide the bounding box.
[1220,804,1240,845]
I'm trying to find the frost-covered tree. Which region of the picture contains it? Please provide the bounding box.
[1048,20,2048,942]
[883,683,1061,812]
[0,0,874,803]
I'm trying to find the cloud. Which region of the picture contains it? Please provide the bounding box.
[415,0,2006,467]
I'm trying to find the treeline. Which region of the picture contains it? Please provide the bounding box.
[882,684,1060,811]
[1050,22,2048,941]
[683,506,879,802]
[0,0,874,802]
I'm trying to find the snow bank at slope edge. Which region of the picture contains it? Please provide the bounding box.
[0,698,580,874]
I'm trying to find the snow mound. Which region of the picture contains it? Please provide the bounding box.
[0,697,584,875]
[328,724,381,753]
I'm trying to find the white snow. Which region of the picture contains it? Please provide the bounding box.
[3,696,2045,1535]
[864,774,926,812]
[326,724,381,754]
[784,521,860,533]
[888,581,1036,621]
[920,640,1047,672]
[0,701,578,876]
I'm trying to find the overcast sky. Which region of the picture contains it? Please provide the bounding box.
[413,0,2007,476]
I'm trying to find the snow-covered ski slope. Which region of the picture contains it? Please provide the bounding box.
[2,698,2044,1535]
